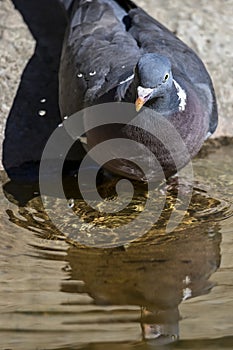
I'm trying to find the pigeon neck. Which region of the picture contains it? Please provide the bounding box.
[123,79,183,115]
[146,83,181,114]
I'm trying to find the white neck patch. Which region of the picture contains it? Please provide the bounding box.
[137,86,154,99]
[173,79,187,111]
[119,73,134,85]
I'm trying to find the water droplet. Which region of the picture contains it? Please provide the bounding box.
[64,116,68,120]
[122,65,125,69]
[40,98,46,103]
[68,198,75,208]
[58,123,63,127]
[38,110,46,117]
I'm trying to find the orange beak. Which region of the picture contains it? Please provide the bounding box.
[135,97,146,112]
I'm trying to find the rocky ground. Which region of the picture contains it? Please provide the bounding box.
[0,0,232,169]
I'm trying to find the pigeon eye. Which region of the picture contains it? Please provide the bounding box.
[163,73,169,82]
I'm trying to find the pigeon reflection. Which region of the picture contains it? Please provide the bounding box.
[2,175,222,345]
[63,221,221,345]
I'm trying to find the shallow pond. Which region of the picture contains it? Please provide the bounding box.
[0,140,233,350]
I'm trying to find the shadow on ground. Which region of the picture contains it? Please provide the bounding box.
[3,0,67,181]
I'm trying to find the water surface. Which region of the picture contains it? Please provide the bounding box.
[0,141,233,350]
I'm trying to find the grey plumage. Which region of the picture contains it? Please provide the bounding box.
[59,0,217,131]
[59,0,218,179]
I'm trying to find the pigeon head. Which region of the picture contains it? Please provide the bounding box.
[135,53,173,111]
